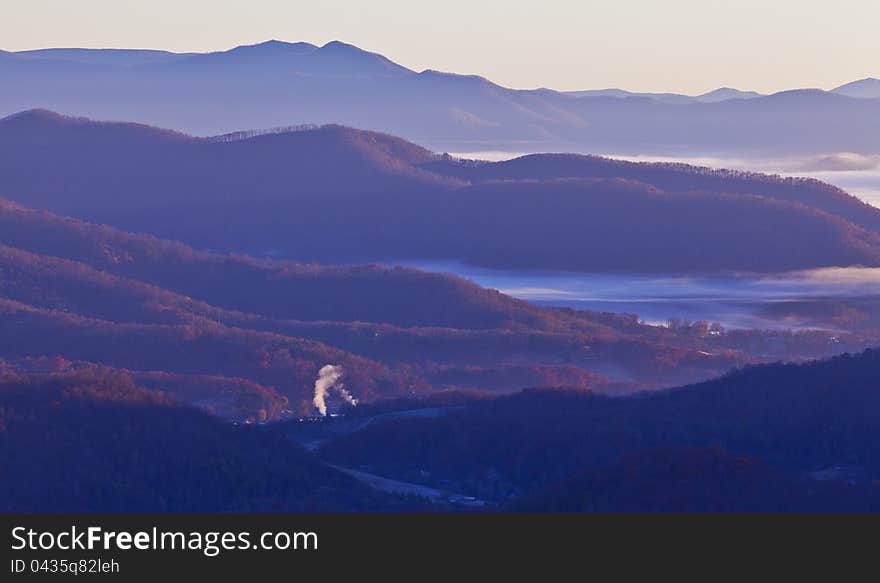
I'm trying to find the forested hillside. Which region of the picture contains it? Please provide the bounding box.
[3,111,880,272]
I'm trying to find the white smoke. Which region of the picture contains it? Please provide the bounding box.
[312,365,340,416]
[336,385,359,407]
[312,364,357,416]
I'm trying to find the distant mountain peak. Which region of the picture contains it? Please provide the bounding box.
[564,86,761,104]
[320,40,359,51]
[226,39,318,56]
[696,87,762,102]
[833,77,880,99]
[10,47,190,67]
[311,40,412,75]
[259,39,300,46]
[765,88,843,102]
[163,39,414,76]
[837,77,880,86]
[314,40,376,58]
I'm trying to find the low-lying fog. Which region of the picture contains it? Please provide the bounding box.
[420,151,880,330]
[393,261,880,331]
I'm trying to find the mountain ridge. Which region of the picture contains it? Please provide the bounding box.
[1,196,795,410]
[833,77,880,99]
[3,40,878,153]
[2,110,880,273]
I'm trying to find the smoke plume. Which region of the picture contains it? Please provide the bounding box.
[312,364,356,416]
[336,385,359,407]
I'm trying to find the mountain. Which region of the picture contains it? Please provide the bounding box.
[160,40,412,77]
[694,87,762,102]
[6,192,873,409]
[833,78,880,99]
[6,350,880,511]
[0,109,453,216]
[564,88,695,103]
[565,86,762,104]
[0,198,581,331]
[0,370,418,511]
[6,196,813,411]
[12,47,192,66]
[6,39,405,72]
[2,111,880,273]
[2,40,879,154]
[426,152,880,233]
[318,349,880,510]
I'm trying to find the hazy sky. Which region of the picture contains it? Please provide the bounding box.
[3,0,878,93]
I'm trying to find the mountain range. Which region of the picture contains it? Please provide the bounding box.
[1,186,877,510]
[563,86,764,103]
[3,39,880,513]
[3,109,880,273]
[2,40,879,155]
[0,195,762,418]
[0,370,419,511]
[319,349,880,510]
[3,183,876,422]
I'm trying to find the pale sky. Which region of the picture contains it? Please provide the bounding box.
[2,0,878,94]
